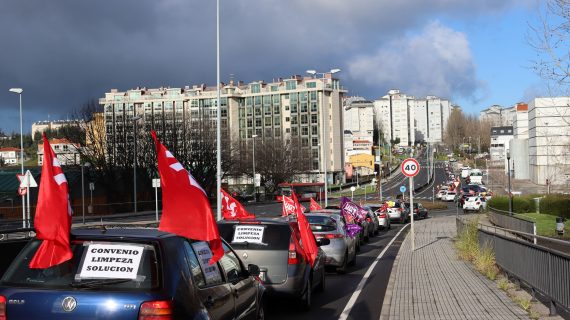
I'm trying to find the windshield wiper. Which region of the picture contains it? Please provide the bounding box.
[70,278,132,288]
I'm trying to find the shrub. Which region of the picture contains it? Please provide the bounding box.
[456,219,479,261]
[539,195,570,218]
[488,195,535,213]
[475,245,499,280]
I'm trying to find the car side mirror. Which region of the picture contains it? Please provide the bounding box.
[247,264,260,277]
[317,238,330,247]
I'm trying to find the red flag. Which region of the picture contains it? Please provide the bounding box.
[291,192,318,267]
[309,198,322,211]
[29,134,73,269]
[152,131,223,264]
[282,195,297,217]
[221,189,255,220]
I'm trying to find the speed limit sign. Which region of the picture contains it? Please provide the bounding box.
[401,158,420,177]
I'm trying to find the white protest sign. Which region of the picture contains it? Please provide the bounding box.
[192,242,223,286]
[232,225,265,244]
[79,244,144,279]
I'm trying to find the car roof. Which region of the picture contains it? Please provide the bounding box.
[305,212,341,219]
[217,217,289,225]
[310,209,341,214]
[71,226,175,240]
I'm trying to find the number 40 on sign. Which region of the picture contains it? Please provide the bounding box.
[401,158,420,177]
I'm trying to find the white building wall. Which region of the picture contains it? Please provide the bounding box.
[528,97,570,185]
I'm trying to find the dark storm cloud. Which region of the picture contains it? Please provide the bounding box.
[0,0,529,132]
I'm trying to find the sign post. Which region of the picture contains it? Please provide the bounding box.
[401,158,420,251]
[152,178,161,222]
[18,171,38,228]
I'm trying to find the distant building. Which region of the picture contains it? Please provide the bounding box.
[512,103,529,140]
[31,119,85,140]
[373,90,451,147]
[0,147,22,165]
[489,126,513,167]
[37,138,81,166]
[479,105,515,126]
[344,97,374,161]
[528,97,570,186]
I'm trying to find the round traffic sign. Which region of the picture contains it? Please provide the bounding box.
[401,158,420,177]
[18,187,27,196]
[400,186,406,193]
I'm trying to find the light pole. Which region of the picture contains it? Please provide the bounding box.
[306,68,341,208]
[215,0,222,221]
[252,134,258,202]
[9,88,25,228]
[507,149,513,216]
[81,162,91,224]
[132,116,142,214]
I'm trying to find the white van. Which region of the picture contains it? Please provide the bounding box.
[460,167,471,179]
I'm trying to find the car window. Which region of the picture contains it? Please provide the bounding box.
[219,244,243,284]
[307,216,337,232]
[1,240,160,290]
[218,223,292,251]
[183,241,206,288]
[190,241,223,287]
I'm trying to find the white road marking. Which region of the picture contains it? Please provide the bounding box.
[338,224,410,320]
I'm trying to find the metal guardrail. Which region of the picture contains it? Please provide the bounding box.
[487,207,536,243]
[456,217,570,315]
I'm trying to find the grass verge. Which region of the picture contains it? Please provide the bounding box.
[516,213,570,239]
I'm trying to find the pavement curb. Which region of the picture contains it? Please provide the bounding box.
[379,230,407,320]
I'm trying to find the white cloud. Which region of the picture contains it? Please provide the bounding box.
[347,21,482,100]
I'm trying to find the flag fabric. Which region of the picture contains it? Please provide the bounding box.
[282,195,297,217]
[29,134,73,269]
[290,192,318,267]
[152,131,223,264]
[221,189,255,220]
[309,198,322,211]
[340,197,367,223]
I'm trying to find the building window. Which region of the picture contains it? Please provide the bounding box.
[301,115,308,124]
[302,127,309,136]
[311,114,318,124]
[300,103,308,113]
[286,81,296,90]
[302,138,309,147]
[265,117,272,126]
[292,127,298,136]
[286,117,290,122]
[251,83,261,93]
[255,118,262,127]
[275,128,281,137]
[311,125,318,135]
[307,82,316,88]
[311,103,318,112]
[274,116,281,126]
[291,116,298,125]
[312,137,318,146]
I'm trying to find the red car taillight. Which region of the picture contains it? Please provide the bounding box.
[366,217,372,223]
[0,295,6,320]
[138,300,173,320]
[288,239,302,264]
[322,233,343,239]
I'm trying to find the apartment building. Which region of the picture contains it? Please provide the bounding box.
[479,105,515,127]
[99,74,347,184]
[0,147,22,165]
[31,119,85,140]
[373,90,451,147]
[528,97,570,185]
[37,138,81,166]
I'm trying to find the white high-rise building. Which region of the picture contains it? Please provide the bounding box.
[373,90,451,147]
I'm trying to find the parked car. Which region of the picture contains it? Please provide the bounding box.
[311,209,363,252]
[436,190,447,200]
[463,196,487,212]
[364,208,380,236]
[386,202,407,223]
[0,227,265,320]
[217,218,326,310]
[364,204,391,230]
[305,213,357,273]
[442,191,457,202]
[404,202,429,219]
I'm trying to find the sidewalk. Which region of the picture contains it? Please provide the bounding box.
[380,216,530,320]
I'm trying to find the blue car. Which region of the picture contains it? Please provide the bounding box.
[0,227,265,320]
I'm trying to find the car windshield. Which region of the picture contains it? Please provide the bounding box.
[0,240,160,290]
[307,216,337,232]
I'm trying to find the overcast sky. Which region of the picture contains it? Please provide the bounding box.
[0,0,542,133]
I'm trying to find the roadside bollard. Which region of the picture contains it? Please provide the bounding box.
[556,217,566,235]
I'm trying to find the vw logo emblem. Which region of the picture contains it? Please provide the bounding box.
[242,252,248,260]
[61,296,77,312]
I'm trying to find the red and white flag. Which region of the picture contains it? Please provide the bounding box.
[152,131,224,264]
[30,134,73,269]
[291,192,318,267]
[309,198,322,211]
[282,195,297,217]
[221,189,255,220]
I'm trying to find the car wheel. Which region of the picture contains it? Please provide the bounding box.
[356,237,361,252]
[337,251,348,274]
[300,279,312,310]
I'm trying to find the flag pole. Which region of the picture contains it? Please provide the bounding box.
[215,0,222,221]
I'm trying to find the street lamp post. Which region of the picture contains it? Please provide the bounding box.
[9,88,25,228]
[306,68,341,208]
[132,116,142,214]
[507,149,513,216]
[81,162,91,224]
[252,134,258,202]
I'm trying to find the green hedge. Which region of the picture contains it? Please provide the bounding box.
[488,195,570,218]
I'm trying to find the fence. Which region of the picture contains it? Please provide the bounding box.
[487,207,536,243]
[456,217,570,315]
